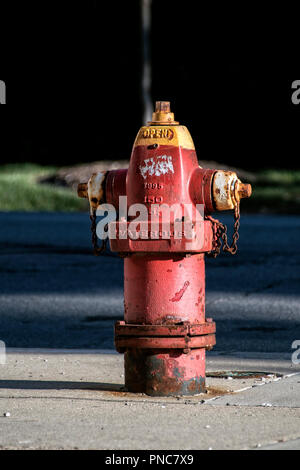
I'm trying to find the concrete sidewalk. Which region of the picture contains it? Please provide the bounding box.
[0,349,299,450]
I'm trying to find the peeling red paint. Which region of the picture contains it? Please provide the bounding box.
[78,103,252,397]
[169,281,190,302]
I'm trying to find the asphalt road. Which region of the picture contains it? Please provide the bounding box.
[0,212,300,353]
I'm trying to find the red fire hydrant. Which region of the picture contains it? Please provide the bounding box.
[78,102,252,396]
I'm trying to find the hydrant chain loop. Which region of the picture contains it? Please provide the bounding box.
[90,210,108,256]
[206,201,241,257]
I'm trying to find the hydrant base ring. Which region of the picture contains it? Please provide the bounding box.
[115,320,216,352]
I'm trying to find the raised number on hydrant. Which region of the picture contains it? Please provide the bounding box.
[78,102,252,396]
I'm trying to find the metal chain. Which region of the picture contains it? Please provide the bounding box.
[206,202,241,258]
[90,209,108,256]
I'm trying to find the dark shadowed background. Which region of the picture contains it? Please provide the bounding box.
[0,1,299,170]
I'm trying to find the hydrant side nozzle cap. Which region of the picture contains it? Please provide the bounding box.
[212,171,252,211]
[149,101,179,125]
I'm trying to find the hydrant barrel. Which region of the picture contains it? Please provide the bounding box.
[124,254,205,325]
[123,253,208,395]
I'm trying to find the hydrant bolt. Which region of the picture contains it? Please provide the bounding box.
[236,182,252,200]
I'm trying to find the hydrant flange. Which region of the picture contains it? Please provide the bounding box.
[115,320,216,352]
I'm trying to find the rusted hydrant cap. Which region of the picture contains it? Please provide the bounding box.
[149,101,179,125]
[213,171,252,211]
